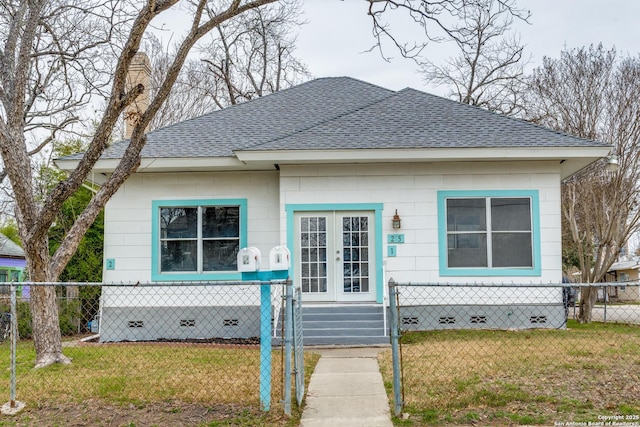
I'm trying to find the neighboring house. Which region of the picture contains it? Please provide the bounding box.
[0,232,26,297]
[606,257,640,301]
[56,77,610,342]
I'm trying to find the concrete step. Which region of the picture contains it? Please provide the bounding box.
[303,320,384,330]
[303,312,384,322]
[302,305,383,314]
[293,305,388,346]
[303,335,390,346]
[305,327,385,337]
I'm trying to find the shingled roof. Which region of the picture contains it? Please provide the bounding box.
[248,86,605,151]
[0,233,25,259]
[73,77,607,159]
[95,77,395,159]
[56,77,610,179]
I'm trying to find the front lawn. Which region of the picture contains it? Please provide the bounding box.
[0,341,318,426]
[379,320,640,426]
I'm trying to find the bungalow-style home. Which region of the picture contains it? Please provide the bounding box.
[56,75,610,343]
[606,257,640,301]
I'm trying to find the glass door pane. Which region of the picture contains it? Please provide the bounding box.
[299,216,328,294]
[341,216,370,293]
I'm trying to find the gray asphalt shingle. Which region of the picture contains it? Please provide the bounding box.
[97,77,394,159]
[249,88,605,150]
[69,76,607,161]
[0,233,25,259]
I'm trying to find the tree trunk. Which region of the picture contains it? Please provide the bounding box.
[577,286,598,323]
[27,239,71,368]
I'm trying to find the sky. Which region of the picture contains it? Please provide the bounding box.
[294,0,640,93]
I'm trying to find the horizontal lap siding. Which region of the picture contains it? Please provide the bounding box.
[103,171,280,283]
[279,161,561,284]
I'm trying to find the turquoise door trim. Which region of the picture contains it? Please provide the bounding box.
[285,203,384,303]
[151,199,247,281]
[437,190,541,277]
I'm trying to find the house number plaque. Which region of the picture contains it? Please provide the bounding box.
[387,234,405,243]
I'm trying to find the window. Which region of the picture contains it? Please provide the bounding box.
[152,199,247,281]
[438,190,540,276]
[0,270,7,294]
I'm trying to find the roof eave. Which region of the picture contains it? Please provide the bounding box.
[53,156,276,176]
[54,146,611,180]
[235,146,612,179]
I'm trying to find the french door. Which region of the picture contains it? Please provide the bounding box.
[294,211,375,302]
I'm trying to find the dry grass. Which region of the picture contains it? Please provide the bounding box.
[0,341,319,426]
[379,321,640,426]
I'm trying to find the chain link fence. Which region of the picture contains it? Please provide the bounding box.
[384,281,640,426]
[0,281,306,417]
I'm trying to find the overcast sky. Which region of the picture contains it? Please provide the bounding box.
[295,0,640,93]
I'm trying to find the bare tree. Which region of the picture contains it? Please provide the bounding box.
[418,0,529,115]
[143,34,220,131]
[526,44,640,322]
[142,1,309,131]
[365,0,529,60]
[200,1,309,108]
[0,0,278,368]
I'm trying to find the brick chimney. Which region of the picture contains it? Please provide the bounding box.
[124,52,151,139]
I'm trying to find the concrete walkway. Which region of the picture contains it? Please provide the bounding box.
[300,347,393,427]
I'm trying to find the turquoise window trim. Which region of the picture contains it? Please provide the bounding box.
[285,203,384,303]
[437,190,541,277]
[151,199,247,282]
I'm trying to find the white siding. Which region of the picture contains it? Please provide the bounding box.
[103,161,564,307]
[103,171,280,283]
[279,161,562,285]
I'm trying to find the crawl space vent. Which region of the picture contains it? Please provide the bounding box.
[438,316,456,325]
[530,316,547,324]
[402,317,419,325]
[223,319,239,327]
[470,316,487,324]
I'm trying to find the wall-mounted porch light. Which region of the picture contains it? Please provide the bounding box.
[392,209,401,229]
[606,154,618,172]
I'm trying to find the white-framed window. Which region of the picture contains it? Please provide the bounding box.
[438,190,541,276]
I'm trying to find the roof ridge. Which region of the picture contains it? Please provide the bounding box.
[236,83,397,151]
[151,77,392,136]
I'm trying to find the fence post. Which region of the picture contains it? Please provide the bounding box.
[259,282,271,411]
[388,278,403,417]
[2,283,25,414]
[292,284,305,407]
[603,285,607,323]
[283,281,293,416]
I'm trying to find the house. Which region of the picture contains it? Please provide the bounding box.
[56,76,610,342]
[0,232,26,297]
[606,257,640,301]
